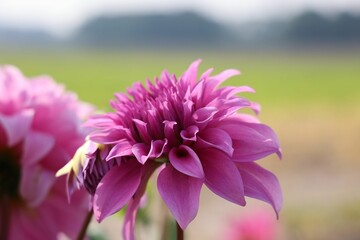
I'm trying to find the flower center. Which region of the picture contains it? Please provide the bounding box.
[0,146,21,201]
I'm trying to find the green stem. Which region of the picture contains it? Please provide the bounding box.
[176,222,184,240]
[76,210,93,240]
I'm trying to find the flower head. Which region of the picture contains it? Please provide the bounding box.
[0,66,93,239]
[63,60,282,240]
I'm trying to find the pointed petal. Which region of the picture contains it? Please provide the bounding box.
[197,128,233,157]
[106,140,133,161]
[20,166,55,207]
[149,139,168,158]
[235,114,261,124]
[132,143,149,164]
[182,99,195,127]
[250,101,261,114]
[123,197,139,240]
[193,107,218,124]
[198,148,246,206]
[123,162,159,240]
[224,86,256,96]
[157,165,203,229]
[90,126,131,144]
[133,118,151,143]
[236,162,283,216]
[200,68,214,80]
[180,125,199,142]
[208,69,241,90]
[0,109,34,146]
[93,160,142,222]
[163,120,179,146]
[21,130,55,166]
[218,119,281,161]
[169,145,204,178]
[132,140,167,164]
[181,59,202,88]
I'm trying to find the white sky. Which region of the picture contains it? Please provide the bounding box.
[0,0,359,37]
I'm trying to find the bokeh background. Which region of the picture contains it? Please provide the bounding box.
[1,1,360,239]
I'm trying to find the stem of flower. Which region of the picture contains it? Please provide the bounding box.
[0,197,10,240]
[176,222,184,240]
[76,210,93,240]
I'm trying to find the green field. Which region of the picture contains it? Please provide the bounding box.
[1,49,359,110]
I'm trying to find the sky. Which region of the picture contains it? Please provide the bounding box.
[0,0,359,37]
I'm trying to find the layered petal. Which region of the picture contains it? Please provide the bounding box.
[180,59,201,88]
[236,162,283,216]
[169,145,204,178]
[158,165,203,229]
[197,128,233,156]
[198,148,246,206]
[217,118,281,161]
[132,139,167,164]
[21,130,55,166]
[0,109,34,147]
[20,166,55,208]
[106,139,133,161]
[123,162,161,240]
[93,160,142,222]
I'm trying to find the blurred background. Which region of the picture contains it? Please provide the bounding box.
[1,0,360,239]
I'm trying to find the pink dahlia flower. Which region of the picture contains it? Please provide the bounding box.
[0,66,93,239]
[63,60,282,240]
[223,210,279,240]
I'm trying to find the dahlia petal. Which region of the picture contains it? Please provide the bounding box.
[218,120,281,161]
[147,110,163,138]
[157,165,203,229]
[182,99,195,127]
[200,68,214,80]
[236,114,261,124]
[90,126,131,144]
[198,148,246,206]
[20,166,55,207]
[236,162,283,216]
[93,160,142,222]
[169,145,204,178]
[180,125,199,142]
[193,106,218,124]
[85,114,116,128]
[123,162,159,240]
[218,97,251,115]
[0,109,34,146]
[226,86,256,96]
[181,59,202,88]
[191,79,205,101]
[250,101,261,115]
[163,120,179,146]
[132,140,167,164]
[123,197,138,240]
[149,139,168,158]
[21,130,55,166]
[197,128,233,156]
[210,69,241,88]
[132,143,150,164]
[133,119,151,143]
[106,139,133,161]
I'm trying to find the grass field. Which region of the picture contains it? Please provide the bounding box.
[1,48,360,240]
[1,49,360,110]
